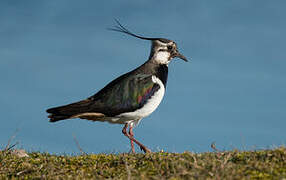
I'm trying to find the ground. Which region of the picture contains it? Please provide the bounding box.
[0,147,286,179]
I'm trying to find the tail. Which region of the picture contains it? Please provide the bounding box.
[46,99,91,122]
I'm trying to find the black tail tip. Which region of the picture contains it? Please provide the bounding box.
[48,115,57,123]
[49,118,58,123]
[46,108,56,114]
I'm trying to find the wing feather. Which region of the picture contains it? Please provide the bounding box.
[88,74,160,116]
[47,73,160,121]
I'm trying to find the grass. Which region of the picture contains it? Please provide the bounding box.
[0,147,286,179]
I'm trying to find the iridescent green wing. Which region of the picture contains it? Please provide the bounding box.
[90,74,160,116]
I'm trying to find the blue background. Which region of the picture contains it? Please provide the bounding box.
[1,0,285,154]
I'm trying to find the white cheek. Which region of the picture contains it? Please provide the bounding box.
[154,51,170,64]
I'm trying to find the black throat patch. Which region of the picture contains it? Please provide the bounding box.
[155,64,168,87]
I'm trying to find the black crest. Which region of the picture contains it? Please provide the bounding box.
[108,19,171,43]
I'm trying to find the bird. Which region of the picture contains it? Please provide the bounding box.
[46,20,188,153]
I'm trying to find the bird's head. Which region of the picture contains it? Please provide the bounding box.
[109,20,188,65]
[149,38,187,65]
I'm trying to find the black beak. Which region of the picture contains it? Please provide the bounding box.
[173,51,188,62]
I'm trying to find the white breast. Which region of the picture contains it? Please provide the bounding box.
[117,75,165,121]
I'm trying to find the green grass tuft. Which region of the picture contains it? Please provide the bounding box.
[1,147,286,179]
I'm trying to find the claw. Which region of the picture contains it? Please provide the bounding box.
[140,146,151,153]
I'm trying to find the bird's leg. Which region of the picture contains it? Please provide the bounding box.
[122,123,151,153]
[122,124,134,153]
[128,125,135,153]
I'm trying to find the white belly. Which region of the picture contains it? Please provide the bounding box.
[109,76,165,125]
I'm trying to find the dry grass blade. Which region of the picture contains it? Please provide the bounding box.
[4,129,19,152]
[72,133,85,155]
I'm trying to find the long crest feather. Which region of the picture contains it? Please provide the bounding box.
[108,19,159,41]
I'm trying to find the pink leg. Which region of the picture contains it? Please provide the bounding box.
[129,125,135,153]
[122,124,151,153]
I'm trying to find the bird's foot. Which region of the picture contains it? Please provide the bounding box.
[140,146,151,153]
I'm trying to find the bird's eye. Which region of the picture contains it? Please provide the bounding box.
[167,46,172,50]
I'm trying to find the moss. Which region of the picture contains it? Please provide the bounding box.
[0,147,285,179]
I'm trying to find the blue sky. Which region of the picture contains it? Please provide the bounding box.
[0,0,285,154]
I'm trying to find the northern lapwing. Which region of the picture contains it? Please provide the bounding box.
[46,20,188,153]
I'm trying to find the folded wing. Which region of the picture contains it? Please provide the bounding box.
[47,73,160,122]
